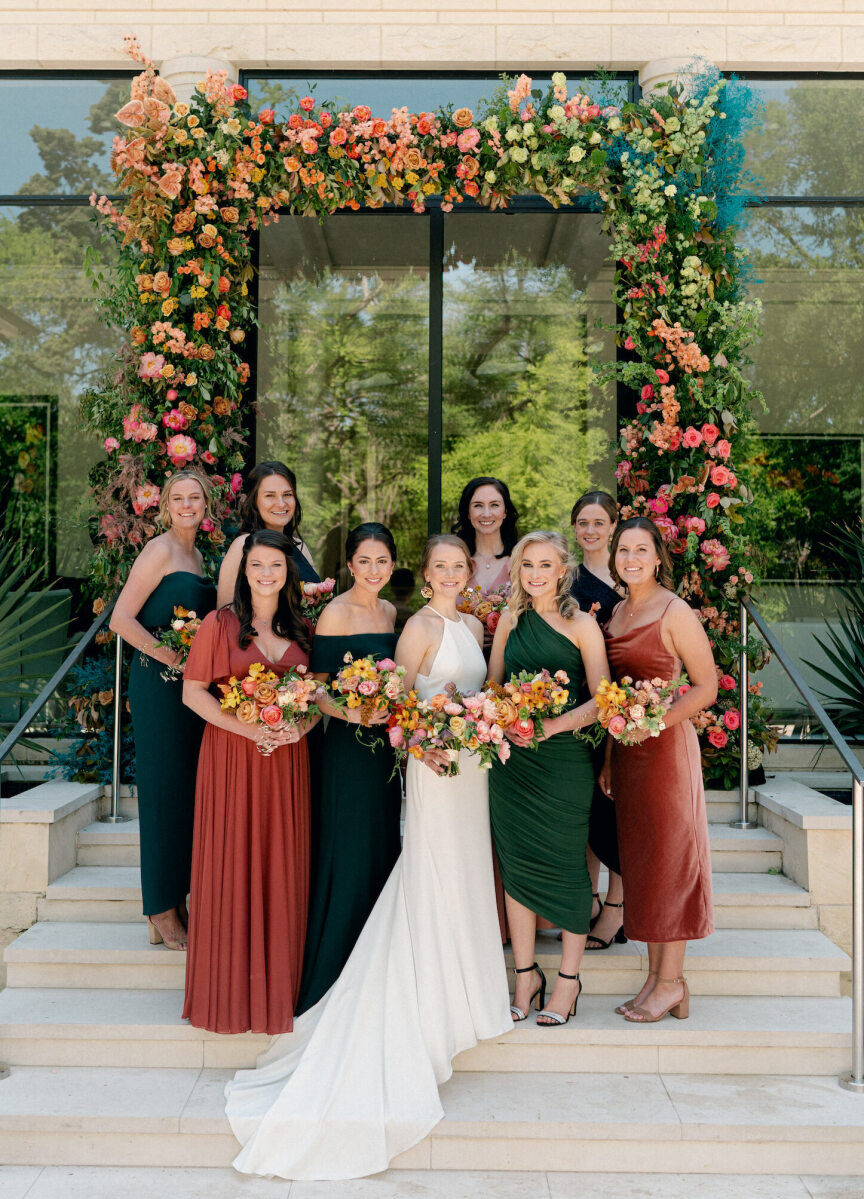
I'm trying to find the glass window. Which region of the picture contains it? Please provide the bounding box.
[256,213,430,578]
[742,78,864,198]
[441,212,615,532]
[0,75,135,197]
[0,205,119,576]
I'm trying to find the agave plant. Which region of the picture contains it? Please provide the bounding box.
[0,530,72,755]
[805,525,864,738]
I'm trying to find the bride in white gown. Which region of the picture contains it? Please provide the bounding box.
[225,533,513,1180]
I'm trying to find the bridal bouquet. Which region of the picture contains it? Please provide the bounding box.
[450,689,512,769]
[219,662,321,755]
[457,584,509,635]
[595,674,688,745]
[387,689,464,777]
[300,578,336,625]
[484,668,571,749]
[329,654,409,726]
[146,605,203,681]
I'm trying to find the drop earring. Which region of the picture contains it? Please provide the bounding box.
[421,582,433,600]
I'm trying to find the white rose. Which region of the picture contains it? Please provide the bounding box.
[589,131,601,145]
[549,105,565,122]
[664,184,677,197]
[568,145,586,163]
[551,71,567,88]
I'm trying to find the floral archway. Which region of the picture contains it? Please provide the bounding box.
[85,38,774,784]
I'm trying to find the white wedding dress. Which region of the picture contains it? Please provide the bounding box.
[225,609,512,1180]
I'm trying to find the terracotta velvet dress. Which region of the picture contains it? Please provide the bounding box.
[604,602,714,943]
[182,608,312,1034]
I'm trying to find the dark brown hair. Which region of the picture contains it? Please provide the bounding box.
[232,529,310,653]
[570,489,618,526]
[239,461,303,546]
[609,517,674,591]
[451,477,520,557]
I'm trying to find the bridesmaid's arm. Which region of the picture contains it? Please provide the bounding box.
[109,540,180,670]
[182,678,298,747]
[487,611,513,685]
[541,615,609,738]
[661,601,719,728]
[216,535,246,608]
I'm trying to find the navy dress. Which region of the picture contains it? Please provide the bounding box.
[127,571,216,915]
[571,565,622,875]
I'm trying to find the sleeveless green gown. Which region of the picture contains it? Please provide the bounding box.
[297,631,402,1013]
[489,607,595,934]
[126,571,216,916]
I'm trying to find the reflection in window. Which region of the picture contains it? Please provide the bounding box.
[0,76,134,197]
[441,213,615,533]
[256,215,429,577]
[0,206,119,577]
[743,78,864,198]
[743,206,864,435]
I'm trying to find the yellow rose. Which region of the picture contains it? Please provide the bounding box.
[235,700,259,724]
[449,716,466,737]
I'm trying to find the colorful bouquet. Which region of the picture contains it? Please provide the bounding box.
[485,668,571,749]
[329,654,409,726]
[457,584,509,636]
[218,661,321,755]
[595,674,688,745]
[387,689,465,777]
[145,604,203,681]
[300,578,336,624]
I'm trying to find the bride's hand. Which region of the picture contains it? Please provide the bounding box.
[422,747,452,776]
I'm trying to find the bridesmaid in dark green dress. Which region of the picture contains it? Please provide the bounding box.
[110,469,216,951]
[489,530,610,1026]
[297,522,402,1013]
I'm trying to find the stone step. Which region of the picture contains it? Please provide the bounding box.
[0,988,852,1077]
[704,788,758,824]
[707,825,783,873]
[39,864,815,930]
[4,923,848,996]
[1,1066,864,1174]
[76,820,141,868]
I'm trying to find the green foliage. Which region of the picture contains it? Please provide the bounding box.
[51,653,136,785]
[806,527,864,736]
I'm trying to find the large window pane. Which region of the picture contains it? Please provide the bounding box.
[0,76,135,197]
[743,79,864,199]
[0,205,119,576]
[256,214,429,577]
[441,212,616,532]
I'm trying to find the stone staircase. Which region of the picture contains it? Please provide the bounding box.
[0,787,862,1176]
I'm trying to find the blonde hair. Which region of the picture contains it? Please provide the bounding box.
[157,469,213,530]
[508,530,578,624]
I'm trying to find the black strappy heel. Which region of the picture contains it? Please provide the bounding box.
[510,962,547,1021]
[588,892,602,931]
[537,971,581,1027]
[586,900,628,951]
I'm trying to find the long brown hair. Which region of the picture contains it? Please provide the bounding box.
[609,517,674,591]
[238,461,303,546]
[232,529,310,653]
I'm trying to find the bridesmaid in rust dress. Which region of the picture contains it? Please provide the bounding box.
[182,529,318,1035]
[600,517,717,1024]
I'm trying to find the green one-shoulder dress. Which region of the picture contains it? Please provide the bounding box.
[126,570,216,916]
[489,607,595,935]
[297,631,402,1013]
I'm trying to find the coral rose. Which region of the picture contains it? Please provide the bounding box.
[707,727,728,748]
[608,714,626,737]
[710,465,731,487]
[220,206,240,224]
[682,426,703,449]
[706,492,721,509]
[701,423,719,445]
[723,709,741,730]
[260,704,284,728]
[453,107,474,128]
[719,674,736,691]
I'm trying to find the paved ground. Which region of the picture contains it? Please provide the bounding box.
[2,1169,864,1199]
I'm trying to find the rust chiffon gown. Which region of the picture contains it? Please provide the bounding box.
[182,608,311,1035]
[604,600,714,944]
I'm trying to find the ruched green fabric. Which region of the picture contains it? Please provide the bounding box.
[489,607,595,935]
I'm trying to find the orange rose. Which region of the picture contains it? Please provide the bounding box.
[212,395,232,416]
[152,271,170,295]
[235,700,259,724]
[453,107,474,129]
[462,155,480,179]
[494,698,519,728]
[178,402,197,420]
[173,210,196,233]
[428,693,448,711]
[167,237,186,256]
[403,147,424,172]
[254,682,278,705]
[220,206,240,224]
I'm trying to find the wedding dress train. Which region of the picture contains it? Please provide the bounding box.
[224,609,512,1180]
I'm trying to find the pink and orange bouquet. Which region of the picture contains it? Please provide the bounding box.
[486,668,571,749]
[329,654,409,727]
[148,604,203,681]
[387,689,465,777]
[457,584,510,636]
[595,674,688,745]
[300,578,336,624]
[218,661,321,755]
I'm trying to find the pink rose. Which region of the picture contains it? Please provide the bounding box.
[682,426,703,449]
[319,578,336,595]
[723,709,741,730]
[719,674,736,691]
[714,439,732,460]
[200,518,215,533]
[624,336,635,351]
[260,704,284,728]
[201,451,216,465]
[165,433,197,466]
[608,714,626,737]
[377,656,396,670]
[456,127,481,153]
[241,678,256,696]
[230,473,243,496]
[384,680,402,700]
[701,423,719,446]
[641,384,654,402]
[357,680,378,697]
[629,704,645,721]
[388,725,404,748]
[497,741,511,764]
[655,369,670,384]
[486,610,501,634]
[707,728,728,749]
[104,437,120,452]
[648,496,669,515]
[710,465,731,487]
[706,492,721,509]
[166,388,178,402]
[512,717,534,740]
[162,409,187,430]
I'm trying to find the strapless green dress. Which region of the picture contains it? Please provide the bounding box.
[126,571,216,916]
[489,607,595,934]
[297,631,402,1013]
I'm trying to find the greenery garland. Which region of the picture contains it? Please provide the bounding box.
[85,37,775,786]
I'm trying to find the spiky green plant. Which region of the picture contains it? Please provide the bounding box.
[805,526,864,738]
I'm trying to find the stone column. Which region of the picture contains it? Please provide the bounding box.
[158,55,238,103]
[639,58,710,100]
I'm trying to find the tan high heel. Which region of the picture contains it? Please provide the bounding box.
[624,975,689,1023]
[615,970,657,1015]
[147,916,186,951]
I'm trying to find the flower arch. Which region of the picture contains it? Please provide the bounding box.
[87,37,773,782]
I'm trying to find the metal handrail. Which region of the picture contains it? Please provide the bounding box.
[0,604,113,771]
[739,597,864,1094]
